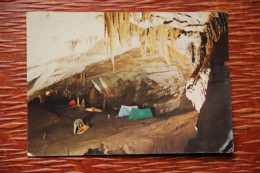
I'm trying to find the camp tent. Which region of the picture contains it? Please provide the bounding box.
[129,108,153,120]
[68,100,76,105]
[118,105,138,117]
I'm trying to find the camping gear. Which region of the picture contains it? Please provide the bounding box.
[68,100,76,105]
[73,119,85,135]
[85,107,102,112]
[77,125,90,134]
[118,105,138,117]
[129,108,153,120]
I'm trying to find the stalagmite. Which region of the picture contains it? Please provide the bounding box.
[39,93,45,104]
[77,97,80,106]
[80,98,85,110]
[103,98,106,109]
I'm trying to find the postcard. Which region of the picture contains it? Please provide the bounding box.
[27,12,233,156]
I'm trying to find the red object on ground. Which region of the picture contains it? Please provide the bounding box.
[68,100,76,105]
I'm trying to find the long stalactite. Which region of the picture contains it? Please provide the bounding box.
[104,12,184,73]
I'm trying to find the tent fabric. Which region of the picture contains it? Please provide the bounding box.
[129,108,153,120]
[118,105,138,117]
[68,100,76,105]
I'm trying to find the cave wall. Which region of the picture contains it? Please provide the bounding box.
[185,34,233,152]
[185,13,233,152]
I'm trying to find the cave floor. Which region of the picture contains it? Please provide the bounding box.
[28,103,198,156]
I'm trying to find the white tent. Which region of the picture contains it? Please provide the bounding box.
[118,105,138,117]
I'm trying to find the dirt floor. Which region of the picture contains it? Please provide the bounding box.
[27,103,198,156]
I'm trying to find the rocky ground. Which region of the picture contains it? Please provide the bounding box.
[28,103,198,156]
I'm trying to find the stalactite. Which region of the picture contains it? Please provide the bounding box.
[81,72,85,87]
[142,12,153,23]
[104,12,185,70]
[70,40,78,53]
[104,13,114,73]
[160,25,171,65]
[104,12,133,73]
[139,28,147,58]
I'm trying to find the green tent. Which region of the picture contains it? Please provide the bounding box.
[129,108,153,120]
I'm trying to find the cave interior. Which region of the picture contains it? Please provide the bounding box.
[27,12,233,156]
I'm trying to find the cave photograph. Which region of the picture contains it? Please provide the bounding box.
[27,12,233,156]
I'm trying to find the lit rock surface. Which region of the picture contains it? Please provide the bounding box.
[27,12,227,115]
